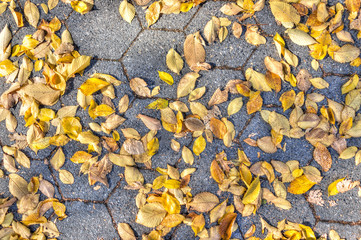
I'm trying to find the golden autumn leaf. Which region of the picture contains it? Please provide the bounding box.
[242,177,261,204]
[58,169,74,184]
[247,91,263,114]
[182,146,194,165]
[24,0,40,28]
[227,97,243,116]
[158,71,174,85]
[71,0,93,14]
[204,16,220,44]
[79,78,110,96]
[209,118,227,139]
[193,135,206,156]
[136,203,167,228]
[177,72,200,98]
[269,1,300,26]
[119,0,135,23]
[166,48,183,74]
[145,1,161,26]
[328,178,345,196]
[50,147,65,171]
[184,32,206,71]
[162,192,180,214]
[288,175,316,194]
[189,192,219,212]
[117,223,136,240]
[279,89,295,111]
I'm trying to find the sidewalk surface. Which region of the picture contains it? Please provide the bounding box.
[1,0,361,239]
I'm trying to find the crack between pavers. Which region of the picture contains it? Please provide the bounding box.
[119,28,145,61]
[318,219,361,226]
[105,202,122,239]
[183,4,203,32]
[146,27,185,34]
[303,193,320,230]
[104,177,123,203]
[62,198,105,204]
[92,57,122,62]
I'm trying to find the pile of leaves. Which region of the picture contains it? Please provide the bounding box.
[1,0,361,239]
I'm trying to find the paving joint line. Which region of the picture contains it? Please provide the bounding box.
[183,4,203,32]
[105,202,122,239]
[119,28,145,61]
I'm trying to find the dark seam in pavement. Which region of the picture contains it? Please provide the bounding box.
[147,27,185,33]
[104,177,123,203]
[120,61,131,82]
[64,9,74,21]
[63,198,104,204]
[214,65,243,71]
[303,193,320,229]
[119,28,145,61]
[47,160,66,200]
[92,57,122,62]
[235,112,256,141]
[241,47,259,70]
[105,202,122,239]
[318,219,361,226]
[183,5,202,32]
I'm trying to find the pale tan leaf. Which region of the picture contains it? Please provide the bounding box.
[24,0,40,28]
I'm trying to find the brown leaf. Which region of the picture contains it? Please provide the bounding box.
[129,78,151,97]
[313,142,332,172]
[137,114,161,130]
[184,32,206,71]
[296,69,312,92]
[123,139,145,155]
[208,88,228,107]
[88,155,113,187]
[219,212,237,239]
[209,118,227,139]
[257,136,277,153]
[189,192,219,212]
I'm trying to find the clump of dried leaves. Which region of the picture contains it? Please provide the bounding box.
[1,0,361,239]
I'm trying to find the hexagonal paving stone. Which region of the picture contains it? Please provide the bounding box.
[185,1,256,68]
[134,2,200,30]
[311,159,361,222]
[56,201,118,240]
[314,222,361,239]
[66,0,141,59]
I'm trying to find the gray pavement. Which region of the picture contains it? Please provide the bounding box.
[1,0,361,239]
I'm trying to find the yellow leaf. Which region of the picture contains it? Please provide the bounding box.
[24,0,40,28]
[0,59,17,77]
[247,91,263,114]
[136,203,167,228]
[163,179,180,189]
[182,146,194,165]
[162,192,180,214]
[269,1,300,25]
[242,177,261,204]
[145,2,161,26]
[119,0,135,23]
[93,104,115,117]
[166,48,183,74]
[38,108,55,122]
[310,77,329,89]
[189,192,219,212]
[48,0,59,10]
[158,71,174,85]
[279,90,295,111]
[50,147,65,171]
[61,116,82,139]
[299,224,316,240]
[342,74,359,94]
[71,151,92,164]
[161,214,185,228]
[117,223,136,240]
[71,0,93,14]
[58,169,74,184]
[193,135,206,156]
[79,78,110,96]
[328,178,345,196]
[147,137,159,156]
[288,175,316,194]
[180,2,193,12]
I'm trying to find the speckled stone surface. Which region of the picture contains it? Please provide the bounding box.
[1,1,361,239]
